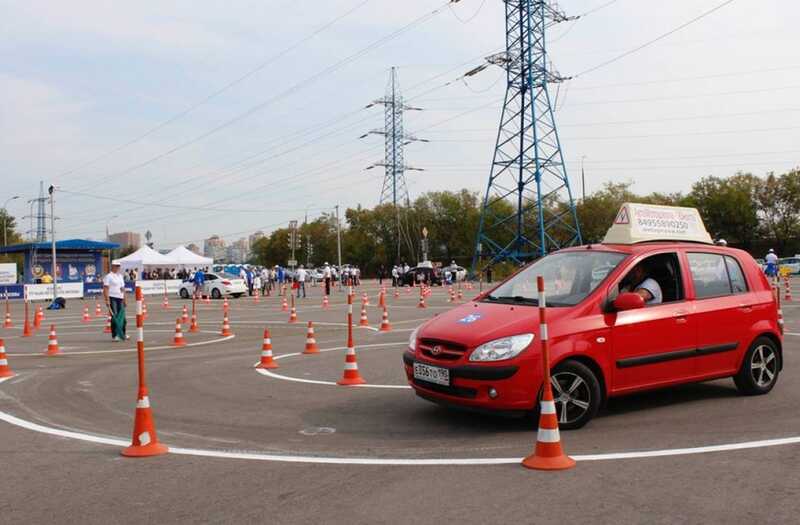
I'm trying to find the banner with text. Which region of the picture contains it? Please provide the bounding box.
[25,283,84,301]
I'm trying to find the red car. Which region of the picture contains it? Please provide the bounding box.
[404,204,783,429]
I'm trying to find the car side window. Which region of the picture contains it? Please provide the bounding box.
[725,256,748,293]
[206,275,217,281]
[687,253,734,298]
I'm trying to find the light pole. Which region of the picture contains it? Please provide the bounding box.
[581,155,588,202]
[48,186,57,300]
[2,195,20,246]
[106,215,119,241]
[335,205,342,288]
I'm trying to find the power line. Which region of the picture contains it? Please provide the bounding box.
[574,0,738,77]
[52,0,373,183]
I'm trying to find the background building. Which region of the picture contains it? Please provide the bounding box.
[186,243,201,255]
[226,237,250,263]
[108,232,141,251]
[203,235,226,262]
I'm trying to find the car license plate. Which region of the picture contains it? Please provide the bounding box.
[414,363,450,386]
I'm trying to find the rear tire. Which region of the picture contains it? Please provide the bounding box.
[734,337,780,395]
[179,288,189,299]
[537,360,602,430]
[211,288,222,299]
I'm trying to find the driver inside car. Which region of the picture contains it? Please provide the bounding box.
[620,262,663,305]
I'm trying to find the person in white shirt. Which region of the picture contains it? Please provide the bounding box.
[621,263,663,305]
[323,263,332,296]
[765,249,779,278]
[391,266,399,287]
[296,265,308,298]
[103,262,128,341]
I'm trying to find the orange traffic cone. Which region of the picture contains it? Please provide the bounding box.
[303,321,319,355]
[3,310,12,329]
[103,314,112,334]
[281,297,288,312]
[253,289,260,304]
[220,312,232,336]
[22,302,32,337]
[784,276,792,302]
[189,299,199,333]
[457,289,463,301]
[121,392,169,458]
[362,292,369,306]
[359,304,370,327]
[45,325,61,356]
[379,291,386,309]
[256,328,278,369]
[0,339,15,378]
[288,296,297,323]
[417,292,426,309]
[379,307,392,332]
[95,301,103,317]
[204,294,211,305]
[522,275,575,471]
[33,305,43,329]
[172,318,186,347]
[142,301,148,321]
[181,305,189,324]
[394,287,400,299]
[322,295,329,309]
[337,317,366,386]
[448,288,455,303]
[223,297,229,312]
[162,294,170,310]
[81,305,90,322]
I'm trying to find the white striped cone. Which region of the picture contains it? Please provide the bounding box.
[162,295,170,309]
[3,311,12,329]
[46,325,60,356]
[181,305,189,323]
[95,302,103,317]
[379,308,392,332]
[393,288,400,299]
[189,313,199,333]
[322,295,330,309]
[220,313,233,336]
[253,290,260,303]
[337,346,366,385]
[256,328,278,369]
[173,319,186,347]
[0,339,15,378]
[303,321,319,354]
[281,298,288,312]
[362,292,369,306]
[142,302,148,320]
[288,307,297,323]
[81,306,91,323]
[359,304,370,327]
[103,314,112,334]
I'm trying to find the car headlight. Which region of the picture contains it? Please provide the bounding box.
[469,334,534,362]
[409,326,420,351]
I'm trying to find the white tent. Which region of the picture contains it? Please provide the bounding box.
[112,245,176,272]
[166,245,213,267]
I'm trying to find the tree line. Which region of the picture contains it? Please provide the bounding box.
[251,169,800,275]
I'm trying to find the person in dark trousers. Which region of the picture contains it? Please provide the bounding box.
[103,262,128,341]
[378,264,385,285]
[486,265,493,283]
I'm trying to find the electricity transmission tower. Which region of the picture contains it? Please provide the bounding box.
[27,181,49,242]
[361,67,428,206]
[472,1,582,272]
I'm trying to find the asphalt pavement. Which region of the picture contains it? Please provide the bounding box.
[1,280,798,524]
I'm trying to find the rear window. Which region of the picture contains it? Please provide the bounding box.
[687,253,748,298]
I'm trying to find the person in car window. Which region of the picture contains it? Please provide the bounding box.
[621,263,662,305]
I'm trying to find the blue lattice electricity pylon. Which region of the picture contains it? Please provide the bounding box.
[361,67,427,206]
[472,1,582,272]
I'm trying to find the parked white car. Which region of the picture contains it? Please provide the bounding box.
[779,257,800,275]
[178,272,247,299]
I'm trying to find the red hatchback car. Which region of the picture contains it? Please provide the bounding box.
[404,205,783,429]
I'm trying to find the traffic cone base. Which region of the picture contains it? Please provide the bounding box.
[0,341,14,378]
[121,396,169,458]
[288,307,297,323]
[337,347,366,386]
[521,398,575,471]
[189,314,199,333]
[173,320,186,347]
[303,322,319,354]
[3,312,12,329]
[220,314,233,336]
[256,329,279,369]
[103,315,112,334]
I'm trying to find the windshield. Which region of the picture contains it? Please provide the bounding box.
[484,251,627,306]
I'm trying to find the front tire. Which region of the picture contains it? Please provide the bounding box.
[179,288,189,299]
[734,337,780,395]
[542,360,602,430]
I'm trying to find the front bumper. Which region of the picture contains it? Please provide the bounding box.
[403,351,535,411]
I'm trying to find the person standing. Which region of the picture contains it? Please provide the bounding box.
[103,262,128,342]
[765,248,779,279]
[391,265,399,287]
[296,265,307,298]
[193,267,205,298]
[323,263,332,296]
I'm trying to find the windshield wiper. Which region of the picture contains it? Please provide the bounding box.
[486,295,538,304]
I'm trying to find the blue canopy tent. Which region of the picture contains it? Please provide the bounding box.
[0,239,119,284]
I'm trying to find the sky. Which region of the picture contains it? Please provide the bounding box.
[2,0,799,249]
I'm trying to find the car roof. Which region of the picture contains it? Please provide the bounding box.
[559,242,752,258]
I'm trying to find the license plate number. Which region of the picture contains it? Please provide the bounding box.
[414,363,450,386]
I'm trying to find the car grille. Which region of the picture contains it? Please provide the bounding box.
[419,339,468,362]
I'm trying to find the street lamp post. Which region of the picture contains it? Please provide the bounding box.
[2,195,20,246]
[581,155,588,202]
[48,186,57,301]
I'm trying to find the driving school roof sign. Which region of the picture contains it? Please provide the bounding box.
[602,203,713,245]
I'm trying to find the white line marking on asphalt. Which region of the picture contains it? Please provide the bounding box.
[1,403,799,465]
[254,342,412,389]
[6,334,235,357]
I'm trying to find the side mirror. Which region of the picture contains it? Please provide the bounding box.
[613,292,645,311]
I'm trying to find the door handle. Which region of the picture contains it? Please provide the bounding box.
[674,310,689,324]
